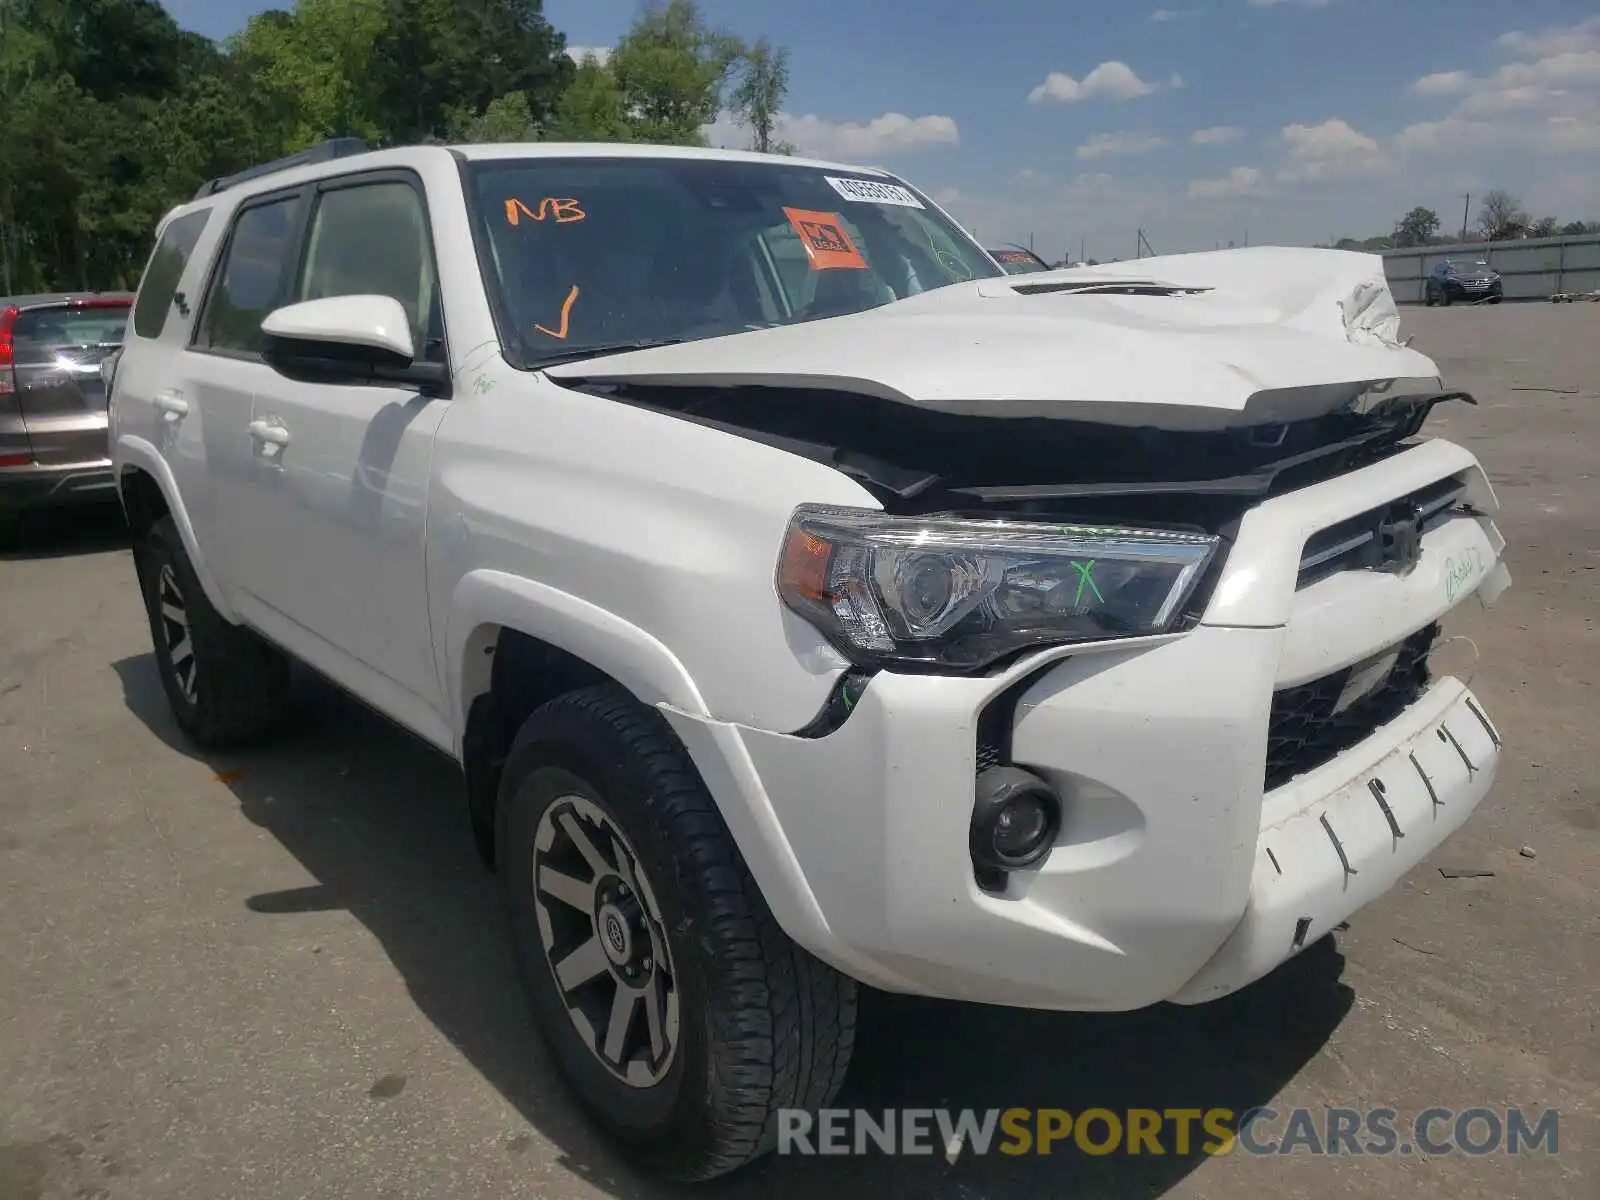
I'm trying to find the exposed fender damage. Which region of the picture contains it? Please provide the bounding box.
[545,247,1437,429]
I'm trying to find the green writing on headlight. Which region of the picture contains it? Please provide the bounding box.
[1070,559,1104,606]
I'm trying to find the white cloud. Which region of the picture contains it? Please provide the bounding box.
[1497,16,1600,59]
[1149,7,1199,21]
[1190,124,1244,144]
[1393,112,1600,156]
[1077,130,1168,159]
[704,110,960,159]
[1277,118,1386,181]
[1188,166,1264,199]
[1028,61,1164,103]
[1396,28,1600,154]
[1248,0,1334,8]
[565,45,612,65]
[1411,70,1470,97]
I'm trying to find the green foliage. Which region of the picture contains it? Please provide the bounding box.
[728,38,789,153]
[1392,205,1440,248]
[0,0,778,292]
[610,0,744,145]
[545,59,633,142]
[449,90,539,143]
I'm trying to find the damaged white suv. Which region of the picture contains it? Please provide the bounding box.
[110,141,1511,1180]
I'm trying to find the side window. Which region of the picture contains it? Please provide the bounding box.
[133,210,210,339]
[197,196,300,355]
[296,180,438,357]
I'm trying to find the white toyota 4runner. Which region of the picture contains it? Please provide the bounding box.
[108,140,1511,1180]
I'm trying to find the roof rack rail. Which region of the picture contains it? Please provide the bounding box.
[193,138,375,201]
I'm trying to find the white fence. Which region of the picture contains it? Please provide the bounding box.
[1378,233,1600,303]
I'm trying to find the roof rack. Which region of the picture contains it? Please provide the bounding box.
[193,138,375,201]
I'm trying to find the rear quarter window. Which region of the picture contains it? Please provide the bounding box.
[133,210,212,339]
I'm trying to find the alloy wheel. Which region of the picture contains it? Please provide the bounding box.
[532,793,681,1087]
[157,563,198,703]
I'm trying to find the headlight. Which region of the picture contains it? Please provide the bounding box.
[776,506,1220,670]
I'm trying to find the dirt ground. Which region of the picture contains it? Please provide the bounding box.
[1,303,1595,1199]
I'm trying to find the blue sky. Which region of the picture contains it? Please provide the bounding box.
[162,1,1599,261]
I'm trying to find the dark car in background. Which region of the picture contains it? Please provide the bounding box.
[987,245,1053,274]
[1424,259,1503,306]
[0,293,131,531]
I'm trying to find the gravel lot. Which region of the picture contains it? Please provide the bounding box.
[1,303,1595,1199]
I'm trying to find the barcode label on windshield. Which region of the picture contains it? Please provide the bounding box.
[824,176,925,208]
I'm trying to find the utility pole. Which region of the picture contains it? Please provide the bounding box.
[1461,194,1471,242]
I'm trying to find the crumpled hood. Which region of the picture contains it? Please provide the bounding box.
[544,246,1442,429]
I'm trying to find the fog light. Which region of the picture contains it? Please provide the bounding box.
[971,766,1062,872]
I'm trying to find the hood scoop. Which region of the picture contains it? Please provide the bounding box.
[1007,278,1212,298]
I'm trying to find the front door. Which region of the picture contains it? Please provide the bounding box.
[233,172,451,734]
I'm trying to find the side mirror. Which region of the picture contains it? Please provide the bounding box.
[260,295,450,397]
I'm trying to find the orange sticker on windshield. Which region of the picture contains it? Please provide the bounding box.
[783,208,867,270]
[505,197,586,225]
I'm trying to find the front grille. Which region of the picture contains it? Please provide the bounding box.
[1264,623,1438,790]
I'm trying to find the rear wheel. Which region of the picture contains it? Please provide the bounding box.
[136,515,290,748]
[1439,288,1453,307]
[1423,284,1436,307]
[497,685,856,1181]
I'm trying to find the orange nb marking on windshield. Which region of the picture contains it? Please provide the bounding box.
[534,286,580,339]
[782,207,867,270]
[505,198,586,226]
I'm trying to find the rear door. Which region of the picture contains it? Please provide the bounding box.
[9,299,130,465]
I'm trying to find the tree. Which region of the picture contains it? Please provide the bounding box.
[1561,220,1594,235]
[229,0,389,150]
[728,38,788,153]
[1392,205,1440,248]
[370,0,571,145]
[609,0,743,145]
[449,90,538,142]
[1477,190,1528,241]
[1527,216,1558,238]
[544,56,632,142]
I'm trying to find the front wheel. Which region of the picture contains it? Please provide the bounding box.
[497,686,856,1181]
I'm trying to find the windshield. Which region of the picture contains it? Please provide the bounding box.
[990,249,1049,274]
[465,157,1000,368]
[1448,261,1492,274]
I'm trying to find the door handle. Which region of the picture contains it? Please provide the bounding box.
[154,390,189,417]
[247,418,291,447]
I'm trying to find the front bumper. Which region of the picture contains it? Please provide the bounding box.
[0,458,118,510]
[662,438,1510,1012]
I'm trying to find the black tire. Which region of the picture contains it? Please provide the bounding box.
[1439,288,1453,307]
[496,685,856,1181]
[1489,294,1503,305]
[136,514,290,748]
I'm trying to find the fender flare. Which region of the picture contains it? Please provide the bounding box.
[445,570,842,960]
[446,568,710,739]
[113,436,239,623]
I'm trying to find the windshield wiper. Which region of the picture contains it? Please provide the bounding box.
[530,338,693,370]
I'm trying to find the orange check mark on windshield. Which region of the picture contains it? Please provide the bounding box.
[535,286,580,339]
